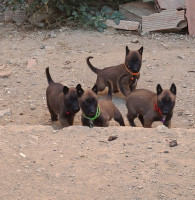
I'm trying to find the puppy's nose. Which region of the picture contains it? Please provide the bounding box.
[73,107,80,112]
[89,111,96,116]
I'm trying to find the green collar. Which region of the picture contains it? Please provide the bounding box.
[83,105,100,121]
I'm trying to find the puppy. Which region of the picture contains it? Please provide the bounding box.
[76,81,125,127]
[46,67,80,127]
[118,75,176,128]
[86,46,143,94]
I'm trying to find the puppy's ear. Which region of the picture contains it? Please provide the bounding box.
[170,83,176,95]
[156,84,163,95]
[92,85,98,94]
[63,86,69,95]
[126,46,130,55]
[76,84,84,97]
[138,46,143,55]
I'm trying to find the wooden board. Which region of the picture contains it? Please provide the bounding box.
[154,0,186,12]
[186,0,195,35]
[142,9,186,33]
[119,1,156,23]
[105,19,140,31]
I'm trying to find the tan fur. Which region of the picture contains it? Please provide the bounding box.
[87,46,143,94]
[119,76,176,128]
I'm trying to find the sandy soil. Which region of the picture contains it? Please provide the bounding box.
[0,23,194,199]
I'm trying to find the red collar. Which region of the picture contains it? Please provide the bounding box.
[66,111,70,115]
[124,64,140,80]
[154,103,162,115]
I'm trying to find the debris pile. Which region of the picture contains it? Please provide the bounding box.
[0,0,194,35]
[117,0,192,35]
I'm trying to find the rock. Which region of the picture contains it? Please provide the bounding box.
[177,54,185,59]
[28,8,55,25]
[27,59,37,68]
[169,140,178,147]
[147,146,152,149]
[108,136,118,141]
[0,108,11,118]
[30,105,36,110]
[164,150,169,153]
[19,153,26,158]
[157,125,169,134]
[138,186,143,189]
[40,45,45,49]
[0,70,12,78]
[177,111,183,116]
[131,38,139,43]
[49,31,56,38]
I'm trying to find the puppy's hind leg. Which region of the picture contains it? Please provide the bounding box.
[114,108,125,126]
[138,115,144,126]
[47,101,58,121]
[96,77,106,92]
[127,112,137,127]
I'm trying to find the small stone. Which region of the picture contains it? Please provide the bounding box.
[108,136,118,141]
[30,105,36,110]
[177,54,185,59]
[164,150,169,153]
[27,58,37,68]
[177,111,183,116]
[147,146,152,149]
[49,31,56,38]
[0,70,12,78]
[0,108,11,118]
[169,140,178,147]
[19,153,26,158]
[40,45,45,49]
[138,186,143,189]
[131,38,139,43]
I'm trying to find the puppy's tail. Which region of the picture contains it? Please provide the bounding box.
[118,75,131,97]
[106,81,112,101]
[86,57,100,74]
[46,67,54,84]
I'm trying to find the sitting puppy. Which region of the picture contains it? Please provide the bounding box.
[118,75,176,128]
[86,46,143,93]
[76,81,125,127]
[46,67,80,127]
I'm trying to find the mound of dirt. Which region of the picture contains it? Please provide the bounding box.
[0,125,194,199]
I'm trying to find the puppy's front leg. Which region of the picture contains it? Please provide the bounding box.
[163,120,171,128]
[59,115,69,127]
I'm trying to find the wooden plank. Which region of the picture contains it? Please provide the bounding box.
[154,0,186,12]
[119,1,156,23]
[105,19,140,31]
[186,0,195,35]
[142,9,186,33]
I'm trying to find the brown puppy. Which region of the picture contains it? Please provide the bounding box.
[46,67,80,127]
[118,75,176,128]
[76,81,125,127]
[86,46,143,94]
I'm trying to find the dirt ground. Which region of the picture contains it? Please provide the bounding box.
[0,23,194,199]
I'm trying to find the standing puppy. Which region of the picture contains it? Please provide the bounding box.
[118,75,176,128]
[86,46,143,94]
[76,82,125,127]
[46,67,80,127]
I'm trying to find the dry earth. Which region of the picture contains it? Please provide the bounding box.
[0,23,195,199]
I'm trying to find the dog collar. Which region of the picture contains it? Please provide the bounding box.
[124,64,140,80]
[83,105,101,128]
[154,103,166,123]
[66,111,70,115]
[154,103,162,115]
